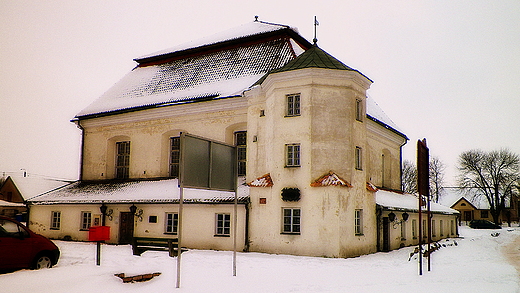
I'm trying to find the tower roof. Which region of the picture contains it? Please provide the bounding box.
[255,45,372,85]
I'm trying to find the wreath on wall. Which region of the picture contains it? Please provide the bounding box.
[281,187,300,202]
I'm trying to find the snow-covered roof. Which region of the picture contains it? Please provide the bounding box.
[1,175,72,201]
[376,189,459,214]
[136,21,301,61]
[27,178,249,205]
[366,97,407,139]
[0,199,25,207]
[76,21,311,119]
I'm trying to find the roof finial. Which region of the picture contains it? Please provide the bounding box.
[254,15,259,22]
[313,16,319,45]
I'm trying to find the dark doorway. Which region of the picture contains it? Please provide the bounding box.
[119,212,135,244]
[463,211,472,222]
[382,217,390,252]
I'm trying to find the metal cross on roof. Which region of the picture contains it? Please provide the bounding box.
[313,16,319,45]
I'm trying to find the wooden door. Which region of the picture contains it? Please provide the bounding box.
[382,217,390,252]
[119,212,135,244]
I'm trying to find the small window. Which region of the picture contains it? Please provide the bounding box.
[440,220,444,236]
[480,210,488,218]
[356,99,363,121]
[355,147,363,170]
[80,211,92,230]
[286,144,301,167]
[412,219,417,239]
[286,94,301,117]
[215,213,231,236]
[282,208,301,234]
[235,131,247,176]
[432,220,436,237]
[165,213,178,234]
[355,209,363,235]
[461,203,467,206]
[115,141,130,179]
[149,215,158,223]
[169,137,180,178]
[51,211,61,230]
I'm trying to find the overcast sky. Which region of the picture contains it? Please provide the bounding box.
[1,1,519,185]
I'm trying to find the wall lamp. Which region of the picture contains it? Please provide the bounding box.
[130,204,143,222]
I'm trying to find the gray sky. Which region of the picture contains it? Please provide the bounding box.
[1,1,519,185]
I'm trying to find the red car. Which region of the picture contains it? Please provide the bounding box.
[0,216,60,270]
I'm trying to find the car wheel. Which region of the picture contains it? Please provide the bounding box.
[32,254,53,269]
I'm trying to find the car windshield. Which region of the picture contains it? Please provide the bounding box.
[0,219,29,237]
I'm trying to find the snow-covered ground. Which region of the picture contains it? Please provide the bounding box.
[2,226,519,292]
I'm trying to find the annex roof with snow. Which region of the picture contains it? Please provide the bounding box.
[27,178,248,205]
[376,189,459,214]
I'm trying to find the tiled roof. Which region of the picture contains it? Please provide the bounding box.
[248,173,274,187]
[76,22,311,119]
[310,171,352,187]
[27,178,249,205]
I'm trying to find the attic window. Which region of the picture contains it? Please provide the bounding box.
[461,203,466,206]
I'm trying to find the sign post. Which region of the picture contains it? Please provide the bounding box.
[417,138,429,275]
[88,226,110,266]
[176,133,237,288]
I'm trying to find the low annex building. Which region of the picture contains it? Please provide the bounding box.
[27,20,458,257]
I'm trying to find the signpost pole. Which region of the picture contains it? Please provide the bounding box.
[176,132,186,289]
[417,139,430,275]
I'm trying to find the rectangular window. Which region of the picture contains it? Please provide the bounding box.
[169,137,180,178]
[235,131,247,176]
[286,94,301,117]
[412,219,417,239]
[115,141,130,179]
[355,146,363,170]
[432,220,436,237]
[356,99,363,121]
[355,209,363,235]
[440,220,444,236]
[423,219,427,238]
[286,144,301,167]
[165,213,178,234]
[215,213,231,236]
[81,211,92,230]
[480,210,488,218]
[283,208,301,234]
[51,211,61,230]
[450,220,455,235]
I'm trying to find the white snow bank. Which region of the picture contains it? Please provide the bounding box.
[1,226,518,292]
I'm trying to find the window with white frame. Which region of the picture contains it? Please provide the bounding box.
[51,211,61,230]
[286,144,301,167]
[169,137,180,178]
[215,213,231,236]
[165,212,178,234]
[412,219,417,239]
[355,209,363,235]
[115,141,130,179]
[286,93,301,117]
[282,208,301,234]
[355,146,363,170]
[80,211,92,230]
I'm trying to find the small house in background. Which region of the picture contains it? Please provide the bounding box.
[0,174,71,220]
[450,196,519,225]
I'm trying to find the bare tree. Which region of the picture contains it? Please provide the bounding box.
[402,160,417,194]
[429,156,446,203]
[457,149,520,225]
